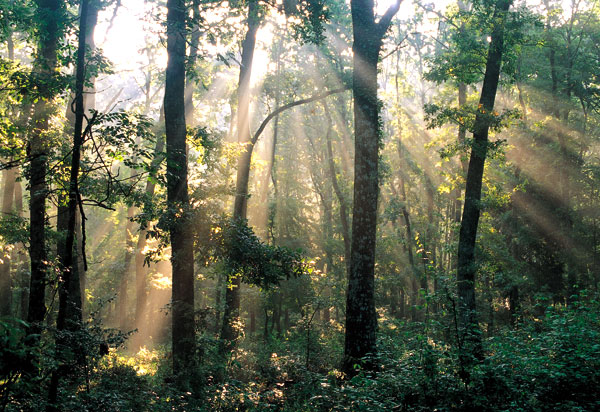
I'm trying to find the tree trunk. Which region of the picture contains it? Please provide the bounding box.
[184,0,201,126]
[343,0,401,375]
[14,180,28,320]
[0,166,17,316]
[27,0,64,333]
[134,111,165,337]
[220,0,260,351]
[118,206,135,331]
[456,0,512,365]
[47,0,88,405]
[324,102,351,277]
[165,0,195,372]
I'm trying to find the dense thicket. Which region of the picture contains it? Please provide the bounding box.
[1,0,600,410]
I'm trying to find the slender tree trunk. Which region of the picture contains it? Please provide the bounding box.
[47,0,88,406]
[0,166,17,316]
[220,0,260,350]
[184,0,200,126]
[118,206,135,331]
[249,308,256,333]
[58,1,97,318]
[134,110,165,336]
[324,102,351,276]
[343,0,401,374]
[256,29,283,238]
[165,0,195,371]
[14,180,28,320]
[456,0,512,366]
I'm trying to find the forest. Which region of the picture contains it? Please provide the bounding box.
[1,0,600,410]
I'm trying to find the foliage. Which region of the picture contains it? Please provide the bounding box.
[211,218,308,289]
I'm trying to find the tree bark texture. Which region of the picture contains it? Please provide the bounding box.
[456,0,512,361]
[343,0,401,374]
[47,0,88,406]
[27,0,65,331]
[165,0,195,371]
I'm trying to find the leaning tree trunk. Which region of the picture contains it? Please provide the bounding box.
[456,0,512,367]
[343,0,401,375]
[220,0,260,351]
[165,0,195,372]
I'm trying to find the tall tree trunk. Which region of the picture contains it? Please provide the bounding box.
[184,0,201,126]
[27,0,65,333]
[165,0,195,372]
[134,128,165,338]
[14,179,28,320]
[456,0,512,366]
[119,206,135,331]
[343,0,401,375]
[220,0,260,351]
[58,1,97,318]
[47,0,88,405]
[324,102,351,277]
[0,166,17,316]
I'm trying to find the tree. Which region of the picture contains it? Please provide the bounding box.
[456,0,513,365]
[220,0,261,350]
[47,0,90,406]
[164,0,195,371]
[342,0,402,374]
[220,0,338,350]
[27,0,66,333]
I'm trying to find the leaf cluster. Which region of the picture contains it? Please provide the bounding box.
[211,218,307,289]
[424,102,521,133]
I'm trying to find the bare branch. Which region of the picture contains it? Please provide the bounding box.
[251,86,350,145]
[377,0,403,37]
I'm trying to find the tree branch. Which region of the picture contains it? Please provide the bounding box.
[251,86,350,145]
[377,0,403,37]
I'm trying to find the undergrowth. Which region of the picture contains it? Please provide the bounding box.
[2,300,599,411]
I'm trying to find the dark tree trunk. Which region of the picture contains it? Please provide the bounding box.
[456,0,512,364]
[263,307,269,341]
[343,0,401,375]
[449,83,468,273]
[47,0,88,406]
[27,0,65,333]
[220,0,260,350]
[249,308,256,334]
[165,0,195,371]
